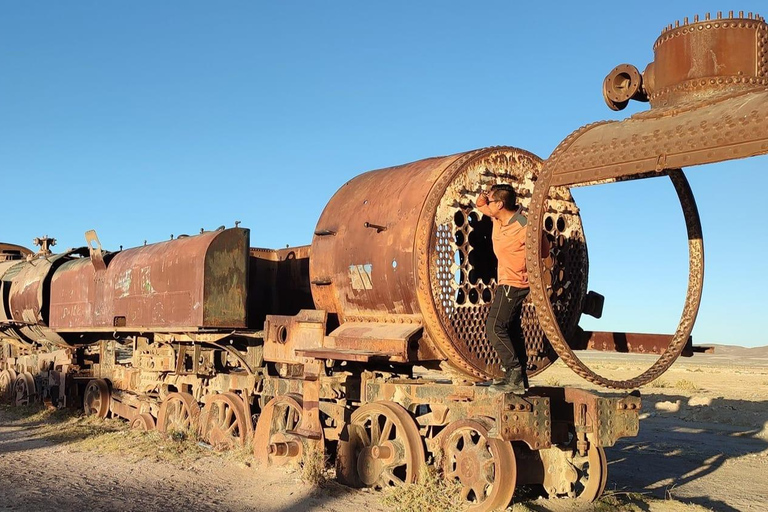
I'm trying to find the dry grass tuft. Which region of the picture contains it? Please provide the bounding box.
[593,491,650,511]
[649,379,671,388]
[674,379,699,391]
[382,463,463,512]
[544,376,561,387]
[300,446,328,486]
[1,404,206,464]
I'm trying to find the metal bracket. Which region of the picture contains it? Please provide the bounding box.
[84,230,106,272]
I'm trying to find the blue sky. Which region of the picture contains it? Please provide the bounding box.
[1,2,766,347]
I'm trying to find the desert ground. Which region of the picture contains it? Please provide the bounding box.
[0,347,766,512]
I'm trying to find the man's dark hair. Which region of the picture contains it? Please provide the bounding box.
[490,184,517,211]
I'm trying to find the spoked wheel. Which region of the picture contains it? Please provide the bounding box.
[254,394,310,468]
[83,379,111,418]
[13,372,36,406]
[337,401,425,489]
[540,435,608,502]
[199,392,248,451]
[570,441,608,502]
[157,392,201,434]
[441,418,517,512]
[130,413,156,431]
[0,369,17,402]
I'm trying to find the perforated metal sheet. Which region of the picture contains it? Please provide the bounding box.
[428,148,587,378]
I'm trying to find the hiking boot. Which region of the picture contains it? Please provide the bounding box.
[490,367,525,393]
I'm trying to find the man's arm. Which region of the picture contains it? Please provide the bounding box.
[474,192,494,217]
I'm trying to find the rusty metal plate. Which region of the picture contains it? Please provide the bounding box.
[263,309,327,364]
[0,243,31,262]
[323,320,423,362]
[249,245,314,328]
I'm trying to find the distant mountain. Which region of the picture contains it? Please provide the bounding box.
[707,344,768,358]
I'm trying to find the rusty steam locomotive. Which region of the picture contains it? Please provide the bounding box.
[2,13,767,511]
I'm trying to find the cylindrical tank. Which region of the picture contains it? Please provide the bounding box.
[311,147,588,380]
[49,228,249,332]
[647,13,768,107]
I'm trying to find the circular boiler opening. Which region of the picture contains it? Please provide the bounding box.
[427,148,589,379]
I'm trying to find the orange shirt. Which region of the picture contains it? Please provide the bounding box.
[491,209,529,288]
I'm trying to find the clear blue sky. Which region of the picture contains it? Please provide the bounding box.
[1,2,766,347]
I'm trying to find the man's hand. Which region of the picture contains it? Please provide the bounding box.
[476,193,489,207]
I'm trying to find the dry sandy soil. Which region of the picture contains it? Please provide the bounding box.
[1,347,766,512]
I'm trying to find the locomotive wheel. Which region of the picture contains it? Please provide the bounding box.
[441,418,516,512]
[253,394,308,468]
[539,435,607,502]
[0,369,17,402]
[13,372,36,406]
[157,392,201,434]
[337,401,424,489]
[130,413,156,431]
[199,392,248,451]
[571,441,608,502]
[83,379,111,418]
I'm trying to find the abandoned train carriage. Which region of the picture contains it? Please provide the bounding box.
[4,11,768,511]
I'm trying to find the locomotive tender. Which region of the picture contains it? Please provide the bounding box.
[3,12,767,511]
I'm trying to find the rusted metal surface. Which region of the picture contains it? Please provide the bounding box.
[312,147,588,381]
[576,330,699,357]
[524,15,767,389]
[497,393,552,450]
[532,387,640,449]
[537,438,607,501]
[263,309,327,364]
[440,417,516,511]
[199,392,248,450]
[248,245,314,328]
[0,243,31,262]
[253,394,319,468]
[49,228,249,331]
[336,401,424,489]
[322,320,423,363]
[3,250,74,346]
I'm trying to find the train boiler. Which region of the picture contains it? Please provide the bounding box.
[2,12,768,512]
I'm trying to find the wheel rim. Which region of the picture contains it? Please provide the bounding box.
[130,413,156,431]
[572,442,607,502]
[442,419,516,512]
[253,394,306,467]
[13,373,36,406]
[157,392,200,434]
[200,393,247,451]
[83,379,110,418]
[0,369,17,402]
[338,401,424,489]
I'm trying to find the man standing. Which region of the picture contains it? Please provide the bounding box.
[474,184,548,393]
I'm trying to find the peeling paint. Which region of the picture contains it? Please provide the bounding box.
[116,269,132,298]
[349,264,373,291]
[140,266,155,295]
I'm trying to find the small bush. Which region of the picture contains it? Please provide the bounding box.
[301,446,327,486]
[382,464,463,512]
[674,379,699,391]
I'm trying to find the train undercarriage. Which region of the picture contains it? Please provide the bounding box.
[0,321,640,511]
